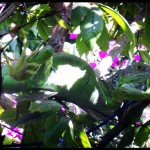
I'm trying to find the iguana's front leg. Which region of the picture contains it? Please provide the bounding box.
[3,45,54,81]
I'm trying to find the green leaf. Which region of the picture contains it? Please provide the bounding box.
[134,126,150,147]
[62,127,78,148]
[0,20,8,34]
[17,100,31,115]
[17,13,27,26]
[22,20,36,32]
[30,4,50,14]
[3,136,13,145]
[79,129,91,148]
[22,117,46,144]
[118,126,135,148]
[139,51,150,64]
[37,19,51,40]
[80,6,104,51]
[7,12,27,26]
[141,36,150,50]
[37,7,57,27]
[62,119,92,148]
[98,3,135,56]
[68,112,96,126]
[29,100,62,113]
[96,23,109,51]
[128,102,147,123]
[101,11,109,24]
[71,5,89,27]
[0,107,4,115]
[37,4,50,12]
[12,111,52,127]
[43,16,57,27]
[0,109,16,125]
[76,34,91,56]
[68,122,91,148]
[54,15,72,30]
[43,116,70,148]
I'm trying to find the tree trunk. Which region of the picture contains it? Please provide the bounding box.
[48,2,73,53]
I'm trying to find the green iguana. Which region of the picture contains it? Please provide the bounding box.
[1,46,150,120]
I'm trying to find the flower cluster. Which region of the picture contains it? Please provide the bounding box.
[1,122,23,144]
[89,40,141,69]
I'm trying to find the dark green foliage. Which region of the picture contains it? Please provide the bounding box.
[118,126,135,148]
[0,109,17,125]
[0,2,150,148]
[134,125,150,147]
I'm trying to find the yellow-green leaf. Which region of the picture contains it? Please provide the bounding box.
[98,3,135,56]
[54,15,72,30]
[79,129,91,148]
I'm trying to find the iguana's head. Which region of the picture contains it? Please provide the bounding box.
[124,62,150,76]
[108,62,150,87]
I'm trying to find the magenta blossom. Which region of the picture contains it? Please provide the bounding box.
[2,123,23,144]
[135,121,141,126]
[122,59,128,66]
[134,54,141,62]
[14,133,22,140]
[111,57,120,68]
[69,33,78,40]
[98,51,108,59]
[89,62,97,69]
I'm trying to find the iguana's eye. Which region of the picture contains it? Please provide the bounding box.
[134,63,145,71]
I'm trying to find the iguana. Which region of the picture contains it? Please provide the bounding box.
[1,46,150,120]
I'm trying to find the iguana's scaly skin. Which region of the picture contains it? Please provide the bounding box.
[2,52,150,120]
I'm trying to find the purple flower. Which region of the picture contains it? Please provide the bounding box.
[14,133,22,140]
[134,54,141,62]
[89,62,97,69]
[135,121,141,126]
[111,57,119,68]
[69,33,78,40]
[107,40,120,53]
[2,125,23,143]
[60,106,66,112]
[6,131,13,136]
[98,51,108,59]
[122,59,128,66]
[109,40,117,46]
[140,45,147,50]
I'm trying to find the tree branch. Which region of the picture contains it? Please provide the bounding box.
[95,101,150,148]
[0,2,21,23]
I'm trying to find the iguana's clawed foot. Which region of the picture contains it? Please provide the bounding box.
[26,62,42,78]
[7,45,54,81]
[8,53,42,81]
